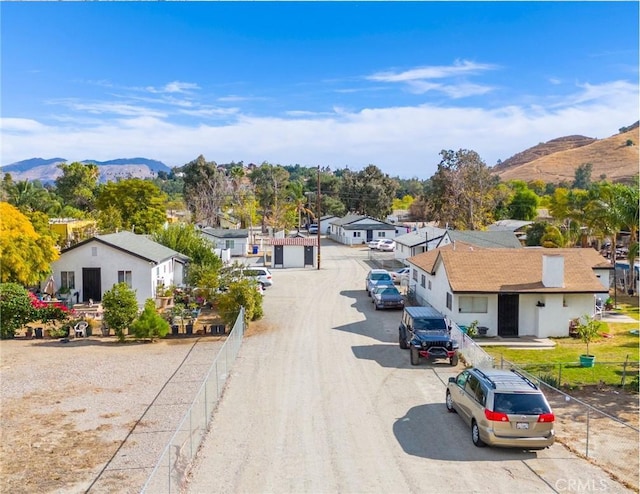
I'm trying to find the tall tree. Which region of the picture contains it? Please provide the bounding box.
[572,163,593,190]
[0,202,59,285]
[249,163,290,231]
[55,162,100,211]
[95,179,167,234]
[181,155,230,227]
[338,165,398,218]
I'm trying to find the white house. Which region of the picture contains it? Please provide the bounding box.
[317,215,338,235]
[49,231,189,308]
[406,246,611,338]
[328,214,396,246]
[394,226,447,264]
[200,228,249,257]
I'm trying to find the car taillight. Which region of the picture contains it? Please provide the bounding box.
[484,409,509,422]
[537,413,555,423]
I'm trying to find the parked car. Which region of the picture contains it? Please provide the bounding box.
[377,239,396,251]
[371,285,404,310]
[308,224,318,234]
[446,367,555,449]
[243,267,273,287]
[368,239,383,249]
[390,267,410,284]
[365,269,393,296]
[398,306,458,366]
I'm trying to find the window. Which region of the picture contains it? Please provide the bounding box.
[353,232,361,238]
[420,274,426,288]
[413,270,418,281]
[465,375,480,396]
[428,280,432,290]
[379,232,386,238]
[446,292,452,310]
[225,240,235,249]
[458,296,488,313]
[91,247,98,256]
[118,270,132,288]
[61,271,75,290]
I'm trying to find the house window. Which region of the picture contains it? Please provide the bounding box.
[61,271,75,290]
[118,270,133,288]
[428,280,432,290]
[421,274,426,288]
[91,247,98,256]
[353,232,361,238]
[446,292,453,310]
[413,270,418,281]
[379,232,386,238]
[459,296,488,313]
[225,240,235,249]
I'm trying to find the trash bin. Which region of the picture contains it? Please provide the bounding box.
[34,327,43,339]
[252,245,259,254]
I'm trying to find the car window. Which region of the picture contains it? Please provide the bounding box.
[493,393,551,414]
[413,318,447,331]
[378,287,400,295]
[474,384,487,406]
[465,375,480,396]
[455,371,469,388]
[371,272,392,281]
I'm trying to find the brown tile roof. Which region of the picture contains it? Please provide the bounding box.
[409,247,607,293]
[270,237,318,246]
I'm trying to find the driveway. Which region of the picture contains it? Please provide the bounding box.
[186,240,634,494]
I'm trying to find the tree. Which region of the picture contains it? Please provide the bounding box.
[338,165,398,218]
[96,179,167,234]
[540,225,565,248]
[286,180,315,231]
[3,178,59,214]
[153,223,221,268]
[575,315,600,357]
[572,163,593,190]
[55,162,99,211]
[508,187,540,220]
[181,155,230,227]
[249,163,290,231]
[0,283,35,339]
[130,298,170,341]
[422,149,499,229]
[215,279,264,327]
[0,202,59,285]
[524,222,547,247]
[102,283,139,342]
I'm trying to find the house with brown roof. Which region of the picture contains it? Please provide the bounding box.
[406,246,611,338]
[270,237,318,268]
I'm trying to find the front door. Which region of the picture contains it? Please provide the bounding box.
[82,268,102,303]
[366,230,373,242]
[498,294,519,337]
[274,245,284,267]
[304,246,314,267]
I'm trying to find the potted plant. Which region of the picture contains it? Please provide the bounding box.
[575,314,600,368]
[156,285,175,308]
[57,286,72,301]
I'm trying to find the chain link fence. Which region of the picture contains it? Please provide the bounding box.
[450,324,495,369]
[498,358,640,490]
[140,308,245,494]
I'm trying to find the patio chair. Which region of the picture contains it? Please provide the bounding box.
[74,321,88,338]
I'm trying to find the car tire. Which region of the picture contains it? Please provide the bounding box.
[450,354,459,366]
[399,331,408,349]
[446,390,456,413]
[472,420,486,447]
[410,346,420,366]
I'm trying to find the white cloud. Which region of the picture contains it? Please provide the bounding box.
[145,81,200,94]
[2,80,637,179]
[367,60,497,82]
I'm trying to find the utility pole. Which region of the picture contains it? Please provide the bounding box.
[317,165,321,270]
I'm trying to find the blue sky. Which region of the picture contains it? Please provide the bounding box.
[1,2,638,179]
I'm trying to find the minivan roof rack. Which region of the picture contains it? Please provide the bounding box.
[510,369,538,389]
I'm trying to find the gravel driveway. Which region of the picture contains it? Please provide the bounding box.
[185,239,635,494]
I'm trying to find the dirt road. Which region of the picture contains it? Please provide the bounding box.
[186,240,634,494]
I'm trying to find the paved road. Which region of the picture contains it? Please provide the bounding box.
[186,240,632,494]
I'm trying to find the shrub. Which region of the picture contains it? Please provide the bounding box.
[130,299,170,341]
[102,283,139,342]
[215,279,264,327]
[0,283,36,339]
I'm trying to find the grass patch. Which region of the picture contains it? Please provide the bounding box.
[485,300,640,391]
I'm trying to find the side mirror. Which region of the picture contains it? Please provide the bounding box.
[448,377,456,383]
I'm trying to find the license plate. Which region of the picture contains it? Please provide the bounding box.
[516,422,529,430]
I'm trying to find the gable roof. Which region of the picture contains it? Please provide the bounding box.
[409,247,608,294]
[440,230,523,249]
[487,220,534,232]
[330,214,394,228]
[270,237,318,246]
[394,226,447,247]
[62,231,188,264]
[201,227,249,239]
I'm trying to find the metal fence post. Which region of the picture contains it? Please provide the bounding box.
[586,406,590,458]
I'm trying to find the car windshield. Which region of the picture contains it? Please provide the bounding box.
[378,287,400,296]
[413,318,447,331]
[371,273,392,281]
[493,393,551,415]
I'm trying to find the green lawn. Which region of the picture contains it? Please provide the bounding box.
[484,298,640,391]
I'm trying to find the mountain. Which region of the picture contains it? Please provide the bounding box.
[1,157,172,183]
[492,123,639,184]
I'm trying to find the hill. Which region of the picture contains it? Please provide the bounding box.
[493,123,639,184]
[1,157,172,183]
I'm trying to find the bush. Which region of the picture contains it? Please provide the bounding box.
[0,283,36,339]
[215,279,264,327]
[102,283,139,342]
[130,299,170,341]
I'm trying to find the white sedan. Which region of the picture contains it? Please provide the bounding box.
[377,239,396,251]
[390,267,410,284]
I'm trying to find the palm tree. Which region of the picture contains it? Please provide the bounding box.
[286,181,315,232]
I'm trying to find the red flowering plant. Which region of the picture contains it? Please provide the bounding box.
[29,292,71,327]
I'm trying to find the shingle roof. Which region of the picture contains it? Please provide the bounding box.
[270,237,318,246]
[65,231,188,264]
[442,230,523,249]
[201,227,249,239]
[486,220,533,232]
[394,226,447,247]
[408,247,608,293]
